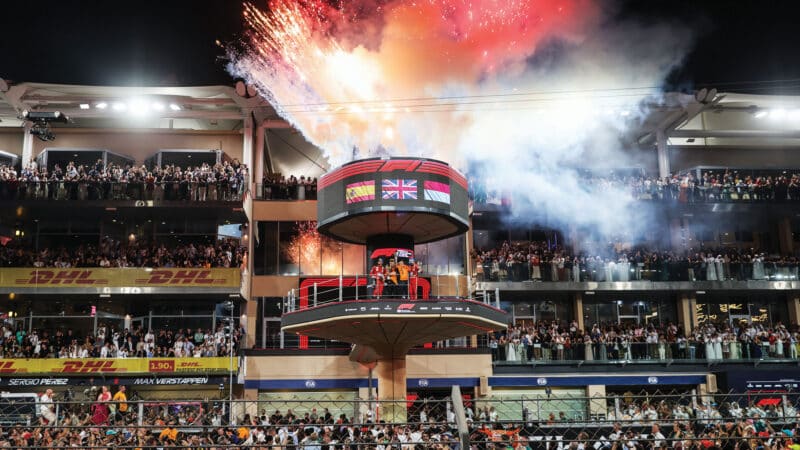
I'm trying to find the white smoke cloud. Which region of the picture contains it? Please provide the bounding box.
[231,1,693,241]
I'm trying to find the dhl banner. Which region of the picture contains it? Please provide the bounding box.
[0,268,241,289]
[0,357,238,375]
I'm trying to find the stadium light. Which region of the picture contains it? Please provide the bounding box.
[95,102,108,109]
[770,108,786,119]
[169,103,181,111]
[129,99,148,116]
[112,102,127,112]
[79,103,90,110]
[753,110,768,119]
[151,102,165,111]
[789,109,800,120]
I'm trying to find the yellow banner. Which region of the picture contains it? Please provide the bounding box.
[0,357,238,375]
[0,268,240,288]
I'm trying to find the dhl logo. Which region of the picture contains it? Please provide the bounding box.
[0,361,26,373]
[134,270,226,285]
[14,270,109,285]
[60,361,123,373]
[148,360,175,372]
[179,362,201,368]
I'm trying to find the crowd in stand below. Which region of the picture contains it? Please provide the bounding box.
[492,320,800,363]
[3,392,800,449]
[470,169,800,205]
[473,241,800,283]
[0,159,248,201]
[259,173,318,200]
[0,323,243,359]
[0,237,245,269]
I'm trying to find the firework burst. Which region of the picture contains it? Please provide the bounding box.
[231,0,593,164]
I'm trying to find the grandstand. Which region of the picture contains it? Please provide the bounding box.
[2,80,800,447]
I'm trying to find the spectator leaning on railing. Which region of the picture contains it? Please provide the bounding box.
[469,169,800,205]
[0,323,243,359]
[491,319,800,363]
[2,390,800,448]
[260,173,318,200]
[472,240,800,283]
[0,237,246,269]
[0,159,248,202]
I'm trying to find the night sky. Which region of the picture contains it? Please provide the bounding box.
[1,0,799,94]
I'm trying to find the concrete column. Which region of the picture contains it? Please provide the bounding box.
[586,385,606,420]
[787,294,800,326]
[677,294,696,335]
[245,298,257,348]
[253,123,265,190]
[573,293,584,331]
[657,130,670,179]
[22,124,34,169]
[778,217,793,255]
[375,357,407,422]
[242,113,254,175]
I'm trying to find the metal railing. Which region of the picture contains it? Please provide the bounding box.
[2,390,799,448]
[253,182,317,200]
[282,274,491,314]
[0,180,245,202]
[492,341,800,364]
[474,260,800,283]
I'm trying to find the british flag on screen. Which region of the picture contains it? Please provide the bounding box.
[382,179,417,200]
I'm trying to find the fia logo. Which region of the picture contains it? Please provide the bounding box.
[647,377,659,385]
[536,378,548,386]
[418,379,429,387]
[305,380,317,388]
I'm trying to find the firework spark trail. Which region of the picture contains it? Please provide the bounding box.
[233,0,595,164]
[231,0,691,239]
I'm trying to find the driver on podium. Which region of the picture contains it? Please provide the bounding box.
[370,259,385,299]
[408,258,421,300]
[397,259,410,299]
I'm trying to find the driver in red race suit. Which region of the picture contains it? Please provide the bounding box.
[370,259,385,299]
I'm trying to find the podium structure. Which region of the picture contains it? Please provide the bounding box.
[281,157,509,420]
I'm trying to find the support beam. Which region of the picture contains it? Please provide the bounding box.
[375,357,407,422]
[669,129,800,139]
[573,293,584,331]
[242,113,254,173]
[21,124,34,169]
[657,130,670,179]
[778,217,794,255]
[262,119,292,129]
[254,122,265,189]
[787,294,800,327]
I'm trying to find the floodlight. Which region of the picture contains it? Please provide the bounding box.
[770,109,787,119]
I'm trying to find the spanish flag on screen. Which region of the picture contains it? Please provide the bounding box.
[346,181,375,204]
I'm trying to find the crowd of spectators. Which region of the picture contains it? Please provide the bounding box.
[473,241,800,283]
[3,391,800,449]
[491,320,799,363]
[0,237,246,269]
[470,169,800,206]
[0,159,248,202]
[259,174,318,200]
[0,322,243,359]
